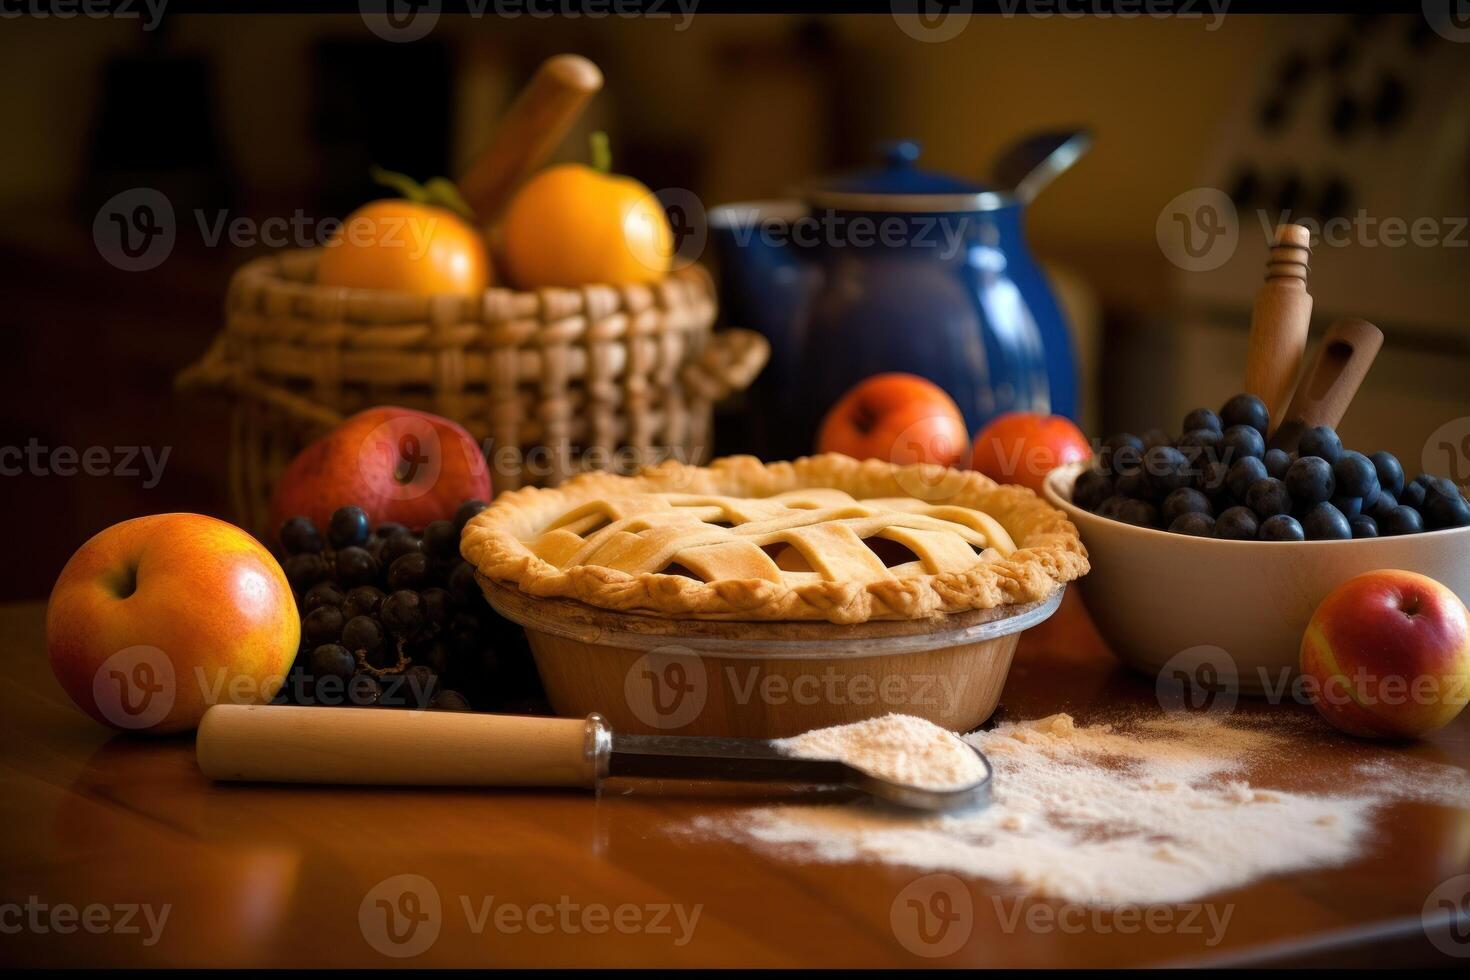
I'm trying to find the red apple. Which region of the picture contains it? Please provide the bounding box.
[269,406,491,535]
[970,411,1091,495]
[816,373,969,467]
[47,514,299,735]
[1300,569,1470,739]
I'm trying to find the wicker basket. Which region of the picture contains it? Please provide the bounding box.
[177,249,767,537]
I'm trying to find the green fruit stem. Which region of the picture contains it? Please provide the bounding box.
[590,131,612,174]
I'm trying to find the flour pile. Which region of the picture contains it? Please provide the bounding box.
[774,714,988,792]
[695,711,1470,907]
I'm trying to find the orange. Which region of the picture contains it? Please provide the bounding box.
[316,199,491,297]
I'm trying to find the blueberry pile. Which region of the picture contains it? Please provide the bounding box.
[1073,393,1470,541]
[274,502,545,711]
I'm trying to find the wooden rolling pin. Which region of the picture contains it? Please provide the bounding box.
[457,54,603,225]
[1267,317,1385,454]
[1243,223,1313,434]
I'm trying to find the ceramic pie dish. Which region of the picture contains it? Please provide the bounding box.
[462,454,1088,736]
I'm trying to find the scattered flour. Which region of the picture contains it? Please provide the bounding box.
[694,710,1470,907]
[774,714,988,792]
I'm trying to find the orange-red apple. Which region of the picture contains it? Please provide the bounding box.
[970,411,1091,495]
[1300,569,1470,739]
[816,373,968,467]
[269,406,491,535]
[47,514,299,735]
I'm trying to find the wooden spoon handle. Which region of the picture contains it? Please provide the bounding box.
[1267,317,1384,452]
[1243,224,1313,433]
[197,704,606,788]
[457,54,603,224]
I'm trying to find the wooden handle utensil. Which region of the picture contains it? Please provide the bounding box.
[197,704,605,787]
[1267,317,1384,453]
[457,53,603,224]
[1243,223,1313,434]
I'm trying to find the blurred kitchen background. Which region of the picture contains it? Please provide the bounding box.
[2,10,1468,597]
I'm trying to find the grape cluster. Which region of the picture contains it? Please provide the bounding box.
[275,501,544,711]
[1074,392,1470,541]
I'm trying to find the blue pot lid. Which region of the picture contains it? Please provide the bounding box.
[806,141,1009,212]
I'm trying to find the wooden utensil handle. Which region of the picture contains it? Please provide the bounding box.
[1269,318,1384,453]
[1243,224,1313,432]
[197,705,608,788]
[457,54,603,224]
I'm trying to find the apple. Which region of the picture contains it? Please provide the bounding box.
[47,514,299,735]
[1300,569,1470,739]
[269,406,491,535]
[816,373,968,467]
[970,411,1091,496]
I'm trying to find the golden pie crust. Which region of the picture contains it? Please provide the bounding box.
[462,454,1088,624]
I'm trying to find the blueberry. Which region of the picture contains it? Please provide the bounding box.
[303,605,345,647]
[1333,451,1379,506]
[1350,515,1378,538]
[328,505,371,550]
[1285,456,1334,505]
[381,532,423,566]
[1380,505,1425,536]
[388,552,431,592]
[342,585,386,620]
[1169,512,1216,537]
[1259,514,1305,541]
[1298,426,1343,464]
[1115,498,1160,528]
[1425,487,1470,529]
[1366,491,1399,524]
[280,516,324,556]
[334,546,380,589]
[1101,433,1145,476]
[1215,506,1260,540]
[1401,479,1428,510]
[302,581,344,613]
[284,553,329,593]
[422,519,459,561]
[1142,429,1174,451]
[1195,460,1230,497]
[1331,495,1363,519]
[1096,496,1127,520]
[1183,407,1223,433]
[1162,487,1213,525]
[452,500,489,535]
[1369,451,1404,497]
[1176,428,1222,466]
[1220,393,1270,435]
[1226,457,1269,502]
[1072,469,1114,511]
[1263,448,1292,480]
[1117,471,1152,500]
[1220,424,1266,462]
[1301,501,1351,540]
[1245,477,1293,518]
[1145,445,1191,495]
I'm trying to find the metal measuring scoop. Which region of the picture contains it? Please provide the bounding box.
[198,706,993,813]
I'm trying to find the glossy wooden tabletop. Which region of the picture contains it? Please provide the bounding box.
[3,595,1468,968]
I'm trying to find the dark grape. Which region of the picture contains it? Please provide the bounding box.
[431,690,471,712]
[449,562,483,606]
[375,522,409,540]
[284,553,329,592]
[388,552,431,592]
[422,520,459,561]
[381,590,426,637]
[342,585,386,620]
[328,506,371,550]
[342,615,388,664]
[302,581,344,613]
[380,533,423,566]
[335,546,380,588]
[308,643,355,682]
[346,673,381,707]
[453,500,488,535]
[281,516,324,555]
[303,605,345,647]
[421,587,454,625]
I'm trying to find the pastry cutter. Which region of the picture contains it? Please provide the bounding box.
[196,704,992,813]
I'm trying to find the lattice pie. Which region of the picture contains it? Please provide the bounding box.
[462,454,1088,623]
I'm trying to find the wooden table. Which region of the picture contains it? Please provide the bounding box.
[3,594,1468,968]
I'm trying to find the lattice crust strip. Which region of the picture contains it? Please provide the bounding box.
[464,454,1090,624]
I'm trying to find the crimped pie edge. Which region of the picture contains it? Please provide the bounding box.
[461,454,1089,624]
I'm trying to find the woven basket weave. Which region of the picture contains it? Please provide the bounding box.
[177,249,767,537]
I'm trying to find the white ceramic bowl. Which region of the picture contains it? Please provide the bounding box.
[1043,461,1470,693]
